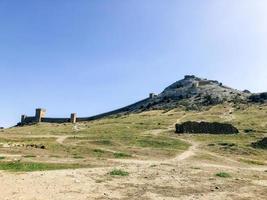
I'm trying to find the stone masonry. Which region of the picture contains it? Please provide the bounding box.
[175,121,239,134]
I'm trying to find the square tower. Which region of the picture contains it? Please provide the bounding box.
[70,113,77,123]
[149,93,157,99]
[35,108,46,123]
[21,115,27,125]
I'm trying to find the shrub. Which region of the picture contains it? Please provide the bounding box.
[113,152,131,158]
[215,172,231,178]
[109,169,129,176]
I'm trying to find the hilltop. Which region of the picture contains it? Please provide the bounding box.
[112,75,267,113]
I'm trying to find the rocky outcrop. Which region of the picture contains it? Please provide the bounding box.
[249,93,267,103]
[175,121,239,134]
[252,137,267,149]
[132,75,250,111]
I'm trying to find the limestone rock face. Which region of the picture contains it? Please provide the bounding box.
[175,121,239,134]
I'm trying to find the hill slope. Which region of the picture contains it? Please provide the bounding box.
[104,75,265,114]
[1,75,267,200]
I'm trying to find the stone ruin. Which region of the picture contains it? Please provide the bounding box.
[175,121,239,134]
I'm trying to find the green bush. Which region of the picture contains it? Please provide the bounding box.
[215,172,231,178]
[113,152,131,158]
[109,169,129,176]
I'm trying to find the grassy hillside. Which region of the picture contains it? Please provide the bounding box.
[0,103,266,171]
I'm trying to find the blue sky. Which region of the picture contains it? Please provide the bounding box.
[1,0,267,127]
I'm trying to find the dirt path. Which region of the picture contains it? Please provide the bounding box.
[171,139,198,162]
[56,136,68,145]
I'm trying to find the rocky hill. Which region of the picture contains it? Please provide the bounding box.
[123,75,265,112]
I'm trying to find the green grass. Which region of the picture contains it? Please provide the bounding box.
[2,104,266,162]
[113,152,132,158]
[0,157,5,160]
[0,161,87,172]
[215,172,231,178]
[109,169,129,176]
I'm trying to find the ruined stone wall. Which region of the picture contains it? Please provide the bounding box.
[175,121,239,134]
[21,116,36,125]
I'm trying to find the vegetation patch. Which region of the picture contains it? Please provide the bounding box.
[0,157,5,160]
[92,149,106,157]
[23,155,36,158]
[73,155,85,159]
[93,149,105,153]
[218,142,236,147]
[215,172,231,178]
[0,161,87,172]
[109,169,129,176]
[113,152,132,158]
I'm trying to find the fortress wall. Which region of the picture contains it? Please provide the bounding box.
[77,98,149,122]
[19,97,150,126]
[42,118,70,123]
[22,116,36,124]
[21,116,70,125]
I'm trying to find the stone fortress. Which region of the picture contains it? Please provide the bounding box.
[19,75,267,126]
[20,93,157,126]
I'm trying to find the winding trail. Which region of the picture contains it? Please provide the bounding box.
[171,139,199,162]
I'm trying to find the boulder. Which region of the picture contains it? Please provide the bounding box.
[175,121,239,134]
[252,137,267,149]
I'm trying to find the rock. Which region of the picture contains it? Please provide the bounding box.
[26,144,46,149]
[249,92,267,103]
[243,90,251,94]
[252,137,267,149]
[175,121,239,134]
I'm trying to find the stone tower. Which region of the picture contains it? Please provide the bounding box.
[35,108,46,123]
[149,93,157,99]
[21,115,27,125]
[70,113,77,123]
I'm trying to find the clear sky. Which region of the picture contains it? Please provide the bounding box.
[1,0,267,127]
